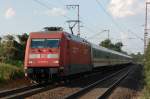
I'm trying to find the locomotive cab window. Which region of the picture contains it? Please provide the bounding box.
[46,39,60,48]
[31,39,60,48]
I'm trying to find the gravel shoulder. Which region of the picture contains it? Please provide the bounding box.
[0,77,30,91]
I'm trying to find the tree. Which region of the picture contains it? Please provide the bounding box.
[0,37,2,42]
[145,42,150,88]
[114,42,123,52]
[17,33,28,45]
[17,33,28,50]
[99,39,123,52]
[0,34,29,62]
[100,39,112,49]
[130,52,144,64]
[0,37,20,61]
[3,35,14,41]
[17,33,29,61]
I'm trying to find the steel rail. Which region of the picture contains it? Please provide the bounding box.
[0,84,38,98]
[98,67,131,99]
[64,66,131,99]
[0,83,57,99]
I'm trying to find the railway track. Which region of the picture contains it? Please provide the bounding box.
[0,66,131,99]
[26,66,131,99]
[64,66,131,99]
[26,67,123,99]
[0,83,58,99]
[0,69,113,99]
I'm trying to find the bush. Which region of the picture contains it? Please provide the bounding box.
[145,44,150,87]
[143,42,150,98]
[4,60,23,67]
[0,63,24,83]
[143,87,150,98]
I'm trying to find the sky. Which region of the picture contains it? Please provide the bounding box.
[0,0,149,54]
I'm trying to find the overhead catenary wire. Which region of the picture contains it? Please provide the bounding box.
[95,0,144,42]
[32,0,101,38]
[33,0,111,40]
[95,0,125,33]
[31,0,143,53]
[128,30,144,41]
[33,0,143,44]
[32,0,71,19]
[95,0,145,53]
[87,30,108,39]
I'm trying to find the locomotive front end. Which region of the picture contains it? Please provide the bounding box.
[24,32,63,82]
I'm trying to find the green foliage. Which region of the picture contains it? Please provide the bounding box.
[0,34,28,83]
[3,35,14,41]
[4,60,23,67]
[99,39,124,52]
[130,52,144,64]
[100,39,112,49]
[142,87,150,99]
[0,34,28,63]
[17,33,29,61]
[143,42,150,98]
[0,63,24,83]
[0,41,21,60]
[145,43,150,86]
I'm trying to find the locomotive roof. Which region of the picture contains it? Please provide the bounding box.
[31,31,64,34]
[91,44,132,59]
[30,31,89,44]
[64,32,89,44]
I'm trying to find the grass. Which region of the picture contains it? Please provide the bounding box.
[141,43,150,98]
[143,66,150,98]
[0,63,24,83]
[4,60,23,67]
[144,58,150,98]
[143,56,150,98]
[142,87,150,99]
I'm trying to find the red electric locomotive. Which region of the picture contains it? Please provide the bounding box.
[24,27,92,82]
[24,27,132,83]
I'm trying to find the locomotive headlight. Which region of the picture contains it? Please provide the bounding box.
[25,73,27,77]
[29,54,40,59]
[29,61,33,64]
[24,66,27,69]
[53,60,59,63]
